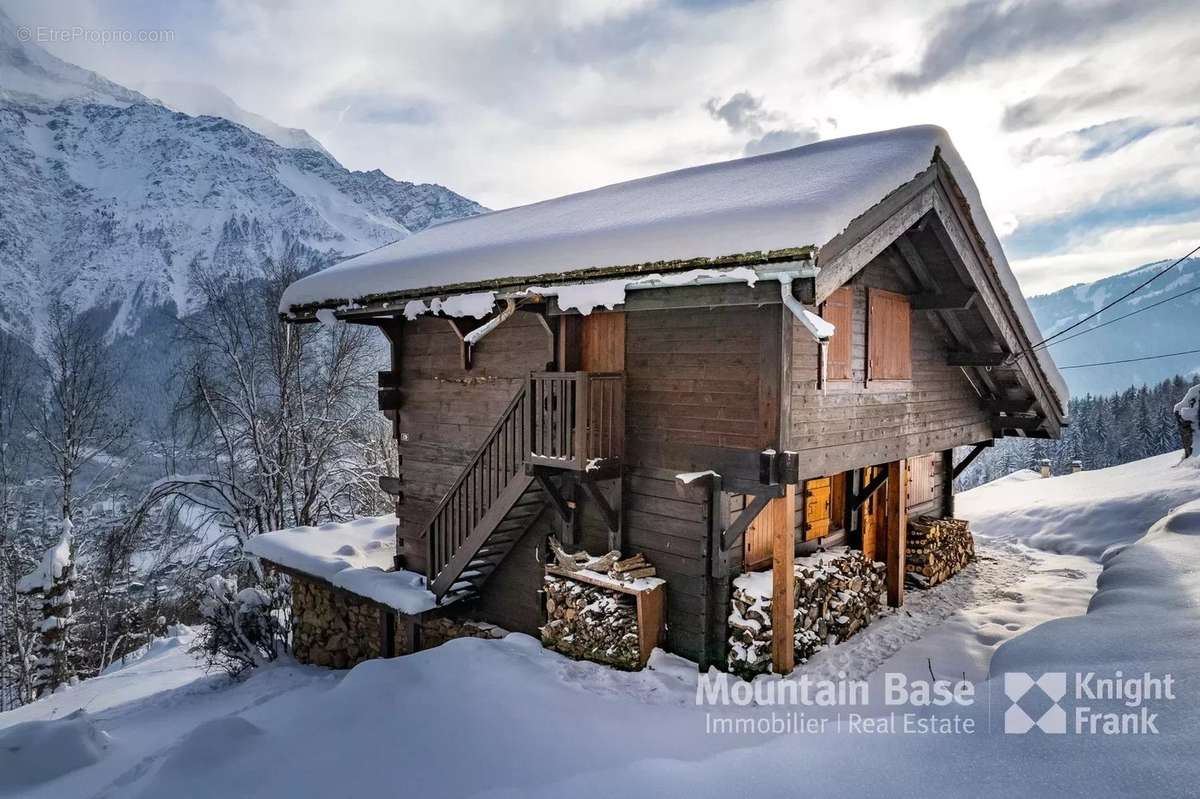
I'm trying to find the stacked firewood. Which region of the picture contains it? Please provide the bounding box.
[608,553,657,581]
[540,575,641,670]
[906,516,974,589]
[728,548,886,678]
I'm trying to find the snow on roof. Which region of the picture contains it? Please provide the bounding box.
[280,123,1066,414]
[245,515,436,615]
[280,125,951,312]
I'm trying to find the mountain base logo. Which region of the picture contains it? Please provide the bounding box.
[1002,671,1174,735]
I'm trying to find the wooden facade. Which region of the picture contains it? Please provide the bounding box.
[281,150,1066,673]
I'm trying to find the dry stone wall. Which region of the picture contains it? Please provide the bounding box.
[292,576,383,668]
[728,548,886,678]
[419,617,507,649]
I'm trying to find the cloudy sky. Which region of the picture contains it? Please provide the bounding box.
[5,0,1199,294]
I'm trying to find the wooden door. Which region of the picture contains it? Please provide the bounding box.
[580,312,625,372]
[801,477,832,541]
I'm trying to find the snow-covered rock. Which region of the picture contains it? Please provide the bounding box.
[0,710,110,790]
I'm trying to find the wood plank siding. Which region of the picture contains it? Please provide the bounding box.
[395,313,551,573]
[624,304,776,468]
[787,255,991,480]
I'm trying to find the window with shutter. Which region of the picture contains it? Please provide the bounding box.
[866,288,912,381]
[820,287,853,381]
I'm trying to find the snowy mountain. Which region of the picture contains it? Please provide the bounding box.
[1026,257,1200,397]
[0,8,484,344]
[138,81,331,156]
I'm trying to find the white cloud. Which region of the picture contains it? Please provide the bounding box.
[1012,219,1200,295]
[6,0,1200,291]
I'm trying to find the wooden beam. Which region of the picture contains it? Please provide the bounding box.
[581,478,620,535]
[910,288,978,311]
[771,484,797,674]
[815,169,937,301]
[532,470,572,524]
[849,468,889,512]
[994,415,1045,433]
[892,232,937,289]
[445,318,482,370]
[988,398,1036,414]
[884,459,907,608]
[948,351,1007,366]
[721,492,773,552]
[941,449,956,518]
[951,440,994,480]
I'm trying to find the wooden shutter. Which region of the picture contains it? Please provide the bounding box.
[801,477,832,541]
[866,288,912,381]
[820,287,853,381]
[906,453,940,507]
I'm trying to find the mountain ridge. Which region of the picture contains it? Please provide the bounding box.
[0,8,484,345]
[1025,257,1200,396]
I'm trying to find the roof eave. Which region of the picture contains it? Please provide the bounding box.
[281,245,817,323]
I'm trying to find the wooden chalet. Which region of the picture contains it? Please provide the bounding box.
[271,125,1067,673]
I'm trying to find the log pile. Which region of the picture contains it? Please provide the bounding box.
[906,516,974,589]
[540,575,641,670]
[728,547,886,678]
[609,553,657,581]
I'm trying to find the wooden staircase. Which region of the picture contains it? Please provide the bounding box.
[422,372,624,604]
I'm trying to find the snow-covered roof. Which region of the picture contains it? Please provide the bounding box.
[280,126,953,313]
[245,515,437,615]
[280,124,1066,416]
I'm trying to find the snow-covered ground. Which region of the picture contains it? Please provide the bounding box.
[4,452,1199,798]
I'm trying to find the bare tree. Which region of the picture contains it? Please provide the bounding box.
[150,257,390,579]
[26,302,132,526]
[0,336,38,708]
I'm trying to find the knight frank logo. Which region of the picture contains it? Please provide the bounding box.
[1003,672,1068,734]
[1003,671,1175,735]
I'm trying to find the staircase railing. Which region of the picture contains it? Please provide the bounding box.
[425,384,528,588]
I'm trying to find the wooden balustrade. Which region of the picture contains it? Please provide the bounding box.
[526,372,624,472]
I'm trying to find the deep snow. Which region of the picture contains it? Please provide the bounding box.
[4,452,1199,798]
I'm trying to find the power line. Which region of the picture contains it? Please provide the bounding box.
[1057,347,1200,370]
[1027,243,1200,352]
[1037,283,1200,350]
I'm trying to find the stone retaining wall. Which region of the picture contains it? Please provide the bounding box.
[728,547,886,678]
[419,617,507,649]
[292,575,383,668]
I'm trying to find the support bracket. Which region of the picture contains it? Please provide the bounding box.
[581,477,620,533]
[951,440,994,480]
[849,468,889,512]
[532,470,572,524]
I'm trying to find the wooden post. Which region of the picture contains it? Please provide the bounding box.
[940,449,955,518]
[885,459,907,608]
[771,484,797,674]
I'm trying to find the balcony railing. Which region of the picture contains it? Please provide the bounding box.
[526,371,624,472]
